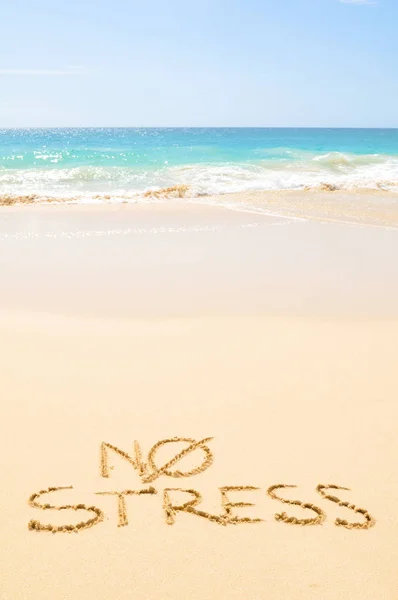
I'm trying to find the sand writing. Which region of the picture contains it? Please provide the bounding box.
[163,486,264,526]
[267,484,326,526]
[96,488,157,527]
[316,484,375,530]
[28,437,376,533]
[28,486,104,533]
[100,437,214,483]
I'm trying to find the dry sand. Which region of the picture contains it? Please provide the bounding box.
[1,201,398,599]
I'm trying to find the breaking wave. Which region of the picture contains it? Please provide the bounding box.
[1,151,398,204]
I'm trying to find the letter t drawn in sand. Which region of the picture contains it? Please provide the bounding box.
[95,488,157,527]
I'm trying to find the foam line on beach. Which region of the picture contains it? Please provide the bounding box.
[1,188,398,229]
[0,220,298,241]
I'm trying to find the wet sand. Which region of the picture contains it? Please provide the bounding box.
[2,187,398,228]
[1,201,398,318]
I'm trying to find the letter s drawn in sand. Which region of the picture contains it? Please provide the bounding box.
[28,486,104,534]
[316,484,375,529]
[267,484,326,526]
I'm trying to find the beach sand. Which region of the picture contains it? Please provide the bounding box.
[1,199,398,599]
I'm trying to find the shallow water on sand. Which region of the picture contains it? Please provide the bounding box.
[1,203,397,319]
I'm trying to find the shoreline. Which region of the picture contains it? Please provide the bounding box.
[1,188,398,229]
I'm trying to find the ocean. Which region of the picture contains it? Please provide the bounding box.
[1,128,398,202]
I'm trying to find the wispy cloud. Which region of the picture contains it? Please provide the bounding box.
[339,0,377,5]
[0,66,95,76]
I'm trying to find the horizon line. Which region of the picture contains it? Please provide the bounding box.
[1,126,398,130]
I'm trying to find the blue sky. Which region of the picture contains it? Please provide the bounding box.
[0,0,396,127]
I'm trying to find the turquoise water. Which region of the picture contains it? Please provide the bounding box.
[1,128,398,200]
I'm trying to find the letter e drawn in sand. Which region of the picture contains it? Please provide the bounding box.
[220,486,263,524]
[28,486,104,534]
[100,437,214,483]
[267,484,326,526]
[316,484,376,530]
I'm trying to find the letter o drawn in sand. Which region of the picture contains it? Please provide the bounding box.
[144,437,214,483]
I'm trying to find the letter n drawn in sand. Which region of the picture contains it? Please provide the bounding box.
[100,442,146,479]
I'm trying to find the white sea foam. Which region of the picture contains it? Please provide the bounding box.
[1,151,398,202]
[0,221,287,241]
